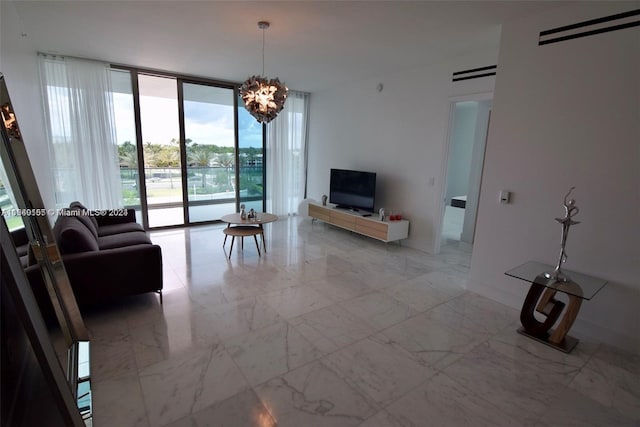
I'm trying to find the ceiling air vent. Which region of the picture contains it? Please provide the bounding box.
[452,65,497,82]
[539,9,639,46]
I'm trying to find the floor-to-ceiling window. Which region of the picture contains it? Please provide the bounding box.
[183,83,237,222]
[110,68,265,229]
[111,69,142,223]
[237,94,265,213]
[138,74,184,227]
[40,58,310,229]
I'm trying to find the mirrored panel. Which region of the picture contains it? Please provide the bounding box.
[1,73,91,425]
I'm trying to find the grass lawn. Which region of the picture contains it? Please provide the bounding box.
[5,216,25,231]
[146,188,182,198]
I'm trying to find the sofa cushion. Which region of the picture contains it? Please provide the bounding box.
[98,222,144,236]
[69,201,87,210]
[55,216,100,254]
[16,244,30,267]
[70,201,99,230]
[16,244,28,257]
[97,231,152,250]
[72,209,99,239]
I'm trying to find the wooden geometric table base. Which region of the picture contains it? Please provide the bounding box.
[519,279,583,353]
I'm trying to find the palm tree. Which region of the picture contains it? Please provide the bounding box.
[119,151,138,168]
[188,148,215,188]
[214,153,235,192]
[154,147,179,167]
[143,150,156,167]
[154,148,179,188]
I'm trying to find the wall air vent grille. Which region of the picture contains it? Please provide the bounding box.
[452,65,497,82]
[539,9,639,46]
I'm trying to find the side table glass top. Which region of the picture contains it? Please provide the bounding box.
[505,261,607,300]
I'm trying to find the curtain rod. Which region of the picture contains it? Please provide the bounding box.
[37,52,109,65]
[37,52,309,95]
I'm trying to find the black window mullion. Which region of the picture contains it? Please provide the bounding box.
[129,70,150,230]
[262,123,266,213]
[177,79,189,224]
[233,88,240,212]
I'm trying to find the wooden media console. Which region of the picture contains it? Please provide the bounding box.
[308,203,409,243]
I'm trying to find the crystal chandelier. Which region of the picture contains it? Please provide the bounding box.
[240,21,288,124]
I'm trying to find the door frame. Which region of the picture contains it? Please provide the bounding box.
[434,92,492,254]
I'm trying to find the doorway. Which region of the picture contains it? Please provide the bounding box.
[440,98,491,250]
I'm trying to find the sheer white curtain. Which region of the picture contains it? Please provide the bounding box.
[38,54,122,210]
[266,91,310,216]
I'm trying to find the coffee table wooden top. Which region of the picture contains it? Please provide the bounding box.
[221,212,278,225]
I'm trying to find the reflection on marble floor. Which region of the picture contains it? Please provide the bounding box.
[86,217,640,427]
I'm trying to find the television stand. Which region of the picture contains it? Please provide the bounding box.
[335,205,358,211]
[308,203,409,243]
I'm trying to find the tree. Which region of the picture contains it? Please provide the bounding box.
[154,147,179,167]
[119,151,138,168]
[188,148,215,187]
[245,147,260,167]
[118,141,137,156]
[215,153,234,191]
[143,150,156,167]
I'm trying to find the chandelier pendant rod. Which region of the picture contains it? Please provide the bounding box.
[240,20,287,124]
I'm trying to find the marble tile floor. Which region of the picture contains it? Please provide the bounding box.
[85,217,640,427]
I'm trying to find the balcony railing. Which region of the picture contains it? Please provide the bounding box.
[52,165,263,214]
[122,165,263,208]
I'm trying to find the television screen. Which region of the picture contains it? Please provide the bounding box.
[329,168,376,212]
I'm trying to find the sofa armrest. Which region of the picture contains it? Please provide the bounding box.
[93,209,137,226]
[61,244,162,306]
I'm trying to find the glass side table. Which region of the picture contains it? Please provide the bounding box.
[505,261,607,353]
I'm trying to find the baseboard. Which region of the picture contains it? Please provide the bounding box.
[571,318,640,355]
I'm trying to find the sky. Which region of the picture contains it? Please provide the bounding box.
[46,67,263,150]
[113,93,262,149]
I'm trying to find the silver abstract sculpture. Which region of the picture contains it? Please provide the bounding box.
[544,187,580,282]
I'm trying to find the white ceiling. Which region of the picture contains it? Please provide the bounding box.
[8,1,558,92]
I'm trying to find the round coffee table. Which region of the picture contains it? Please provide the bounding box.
[220,212,277,258]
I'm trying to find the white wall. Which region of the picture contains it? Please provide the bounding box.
[1,1,55,211]
[470,2,640,352]
[307,52,496,253]
[445,102,477,205]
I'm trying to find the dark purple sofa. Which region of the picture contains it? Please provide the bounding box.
[12,201,163,320]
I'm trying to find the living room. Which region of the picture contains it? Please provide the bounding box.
[1,1,638,426]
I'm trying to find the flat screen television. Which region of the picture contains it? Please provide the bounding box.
[329,168,376,212]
